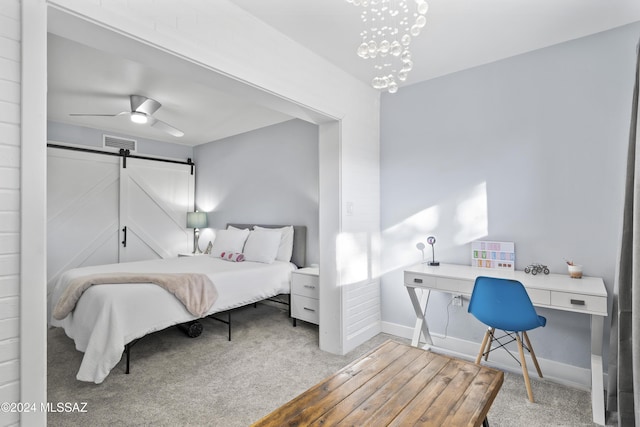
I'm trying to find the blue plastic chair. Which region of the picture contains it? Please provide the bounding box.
[468,276,546,402]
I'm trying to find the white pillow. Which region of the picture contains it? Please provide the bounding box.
[254,225,294,262]
[243,229,282,264]
[210,228,250,257]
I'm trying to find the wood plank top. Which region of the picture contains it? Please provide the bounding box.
[252,340,504,427]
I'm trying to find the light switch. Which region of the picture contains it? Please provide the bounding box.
[346,201,354,216]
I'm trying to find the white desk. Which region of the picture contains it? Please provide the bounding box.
[404,263,608,425]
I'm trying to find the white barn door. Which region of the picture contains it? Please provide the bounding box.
[47,148,120,291]
[47,148,195,291]
[119,157,194,262]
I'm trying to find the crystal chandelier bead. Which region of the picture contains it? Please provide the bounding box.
[417,0,429,14]
[357,43,369,58]
[390,40,402,56]
[379,39,390,55]
[401,60,413,72]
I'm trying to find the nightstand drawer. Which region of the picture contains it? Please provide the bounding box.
[291,295,319,325]
[292,273,319,299]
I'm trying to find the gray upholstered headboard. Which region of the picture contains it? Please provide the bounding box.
[226,224,307,268]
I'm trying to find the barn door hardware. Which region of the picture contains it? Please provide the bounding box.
[119,148,131,168]
[47,143,195,169]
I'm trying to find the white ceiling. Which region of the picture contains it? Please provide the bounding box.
[234,0,640,85]
[47,0,640,147]
[47,34,295,146]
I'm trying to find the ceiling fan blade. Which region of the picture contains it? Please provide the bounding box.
[69,111,129,117]
[149,117,184,137]
[130,95,161,116]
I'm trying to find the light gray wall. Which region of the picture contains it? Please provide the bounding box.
[47,120,194,160]
[380,22,640,369]
[47,119,319,264]
[194,119,319,266]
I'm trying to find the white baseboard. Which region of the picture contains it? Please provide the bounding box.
[381,321,594,391]
[344,321,382,355]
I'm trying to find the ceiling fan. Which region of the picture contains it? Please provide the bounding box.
[70,94,184,137]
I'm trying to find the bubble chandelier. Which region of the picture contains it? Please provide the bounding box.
[345,0,429,93]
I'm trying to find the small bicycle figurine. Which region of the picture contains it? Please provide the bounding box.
[524,263,550,275]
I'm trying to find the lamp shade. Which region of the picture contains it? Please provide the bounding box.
[186,211,208,229]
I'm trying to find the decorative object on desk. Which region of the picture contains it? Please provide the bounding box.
[426,236,439,266]
[416,242,426,263]
[186,211,208,254]
[524,263,549,275]
[204,241,213,255]
[566,260,583,278]
[471,240,515,270]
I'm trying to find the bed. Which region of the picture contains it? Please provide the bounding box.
[48,224,306,384]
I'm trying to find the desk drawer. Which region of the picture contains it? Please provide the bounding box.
[437,278,473,295]
[551,291,607,314]
[405,272,436,287]
[291,295,319,325]
[527,288,551,306]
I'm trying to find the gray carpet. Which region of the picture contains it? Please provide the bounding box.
[48,303,610,426]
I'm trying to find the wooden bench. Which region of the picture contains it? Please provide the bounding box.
[252,340,503,427]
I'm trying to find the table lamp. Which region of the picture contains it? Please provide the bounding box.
[187,211,208,254]
[427,236,439,266]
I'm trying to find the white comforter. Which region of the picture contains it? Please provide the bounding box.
[48,256,296,383]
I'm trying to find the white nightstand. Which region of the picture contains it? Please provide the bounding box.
[291,267,319,326]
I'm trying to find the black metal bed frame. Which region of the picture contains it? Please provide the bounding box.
[122,294,291,374]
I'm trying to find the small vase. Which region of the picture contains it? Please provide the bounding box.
[568,264,583,279]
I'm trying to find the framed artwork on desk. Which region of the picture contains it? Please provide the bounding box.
[471,240,515,270]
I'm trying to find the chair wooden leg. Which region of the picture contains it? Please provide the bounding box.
[476,329,492,364]
[523,331,543,378]
[484,328,495,362]
[516,333,535,402]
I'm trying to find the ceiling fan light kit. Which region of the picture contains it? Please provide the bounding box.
[130,111,148,124]
[70,94,184,137]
